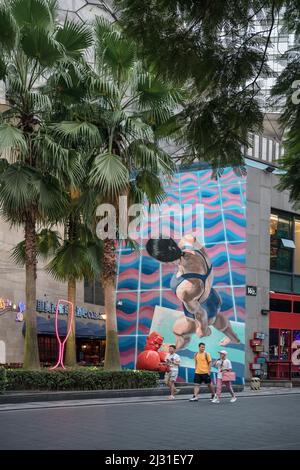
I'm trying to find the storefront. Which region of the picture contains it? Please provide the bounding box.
[268,292,300,379]
[38,335,106,366]
[28,314,106,366]
[0,297,106,366]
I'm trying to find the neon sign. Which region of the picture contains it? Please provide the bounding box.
[51,299,74,370]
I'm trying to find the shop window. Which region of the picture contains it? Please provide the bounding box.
[279,330,291,360]
[270,272,292,292]
[293,302,300,314]
[293,330,300,342]
[84,278,104,306]
[270,211,294,273]
[269,329,279,360]
[38,335,58,364]
[270,298,292,313]
[270,212,293,239]
[294,220,300,274]
[76,339,105,365]
[293,276,300,294]
[270,242,293,272]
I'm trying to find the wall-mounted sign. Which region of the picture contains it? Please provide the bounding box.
[36,300,101,321]
[254,332,265,340]
[250,339,262,347]
[246,285,257,296]
[0,298,24,318]
[261,309,269,316]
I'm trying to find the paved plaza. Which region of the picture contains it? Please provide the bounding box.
[0,391,299,450]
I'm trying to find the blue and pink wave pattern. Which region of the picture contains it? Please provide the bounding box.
[117,167,247,384]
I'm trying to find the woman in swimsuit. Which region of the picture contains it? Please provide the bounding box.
[146,234,240,350]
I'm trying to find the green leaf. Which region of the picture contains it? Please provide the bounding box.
[95,17,136,77]
[36,228,61,259]
[10,240,26,266]
[21,27,63,66]
[11,0,54,31]
[0,4,17,50]
[50,121,102,148]
[0,164,38,221]
[56,20,93,59]
[0,158,9,174]
[32,172,69,222]
[46,241,93,282]
[0,54,7,80]
[0,124,27,155]
[135,170,165,204]
[89,152,129,199]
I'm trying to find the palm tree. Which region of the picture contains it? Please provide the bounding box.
[0,0,93,369]
[46,198,103,367]
[50,19,185,370]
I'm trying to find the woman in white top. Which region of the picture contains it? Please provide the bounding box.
[212,350,237,403]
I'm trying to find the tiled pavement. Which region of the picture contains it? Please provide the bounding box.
[0,388,299,450]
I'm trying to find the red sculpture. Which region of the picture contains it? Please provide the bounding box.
[136,331,169,372]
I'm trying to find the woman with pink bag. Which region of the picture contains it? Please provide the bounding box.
[212,350,237,404]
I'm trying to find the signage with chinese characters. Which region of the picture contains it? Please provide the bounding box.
[36,300,101,321]
[246,285,257,296]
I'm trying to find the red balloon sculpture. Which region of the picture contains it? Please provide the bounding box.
[136,331,169,372]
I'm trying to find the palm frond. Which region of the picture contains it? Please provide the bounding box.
[50,121,102,148]
[21,27,63,66]
[0,158,9,174]
[11,0,54,31]
[10,240,26,266]
[95,16,136,78]
[10,228,61,266]
[46,241,92,282]
[55,19,93,59]
[0,164,38,221]
[89,152,129,199]
[90,77,118,100]
[135,170,166,204]
[0,124,27,156]
[32,172,69,222]
[36,228,61,259]
[0,53,7,80]
[0,4,17,51]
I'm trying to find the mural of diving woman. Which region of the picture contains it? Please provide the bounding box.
[146,234,241,351]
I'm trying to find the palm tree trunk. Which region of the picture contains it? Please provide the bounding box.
[103,238,121,371]
[65,279,77,367]
[23,211,40,370]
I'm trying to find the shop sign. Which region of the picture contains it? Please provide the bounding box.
[0,297,25,321]
[246,285,257,296]
[254,332,265,340]
[36,300,101,321]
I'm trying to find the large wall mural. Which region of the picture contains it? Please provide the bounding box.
[116,167,247,384]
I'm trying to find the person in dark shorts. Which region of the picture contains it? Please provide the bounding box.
[189,342,216,401]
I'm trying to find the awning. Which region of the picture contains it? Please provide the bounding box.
[22,315,106,339]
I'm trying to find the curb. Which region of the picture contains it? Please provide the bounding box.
[0,384,244,405]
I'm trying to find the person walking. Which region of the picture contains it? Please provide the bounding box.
[189,342,215,401]
[164,345,181,399]
[212,350,237,403]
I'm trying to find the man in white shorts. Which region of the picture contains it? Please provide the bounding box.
[164,344,181,399]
